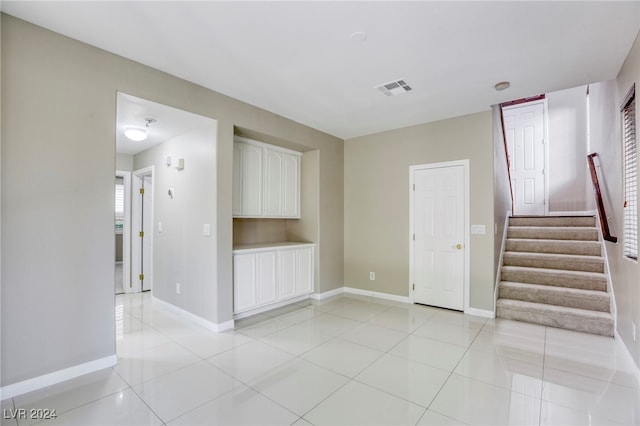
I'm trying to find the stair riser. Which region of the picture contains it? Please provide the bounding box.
[499,286,610,312]
[503,255,604,273]
[501,269,607,291]
[509,217,596,227]
[508,228,598,241]
[505,240,601,256]
[496,305,613,337]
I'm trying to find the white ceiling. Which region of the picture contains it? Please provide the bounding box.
[116,93,214,155]
[3,1,640,140]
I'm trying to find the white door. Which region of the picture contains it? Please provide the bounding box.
[132,167,153,293]
[412,164,466,310]
[255,251,277,307]
[278,250,296,300]
[234,253,257,313]
[282,154,299,217]
[503,102,546,215]
[241,144,263,216]
[263,149,283,217]
[141,175,153,291]
[295,247,313,295]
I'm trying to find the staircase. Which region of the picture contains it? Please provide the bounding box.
[496,216,614,336]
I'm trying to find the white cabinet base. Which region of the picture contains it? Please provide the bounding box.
[233,294,310,320]
[233,243,314,318]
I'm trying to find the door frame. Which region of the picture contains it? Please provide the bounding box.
[132,166,154,293]
[115,170,132,293]
[502,98,550,216]
[409,159,470,311]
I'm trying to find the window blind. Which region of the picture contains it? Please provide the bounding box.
[115,183,125,233]
[623,86,637,260]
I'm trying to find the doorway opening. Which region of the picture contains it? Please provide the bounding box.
[502,99,548,216]
[132,166,154,293]
[115,170,131,294]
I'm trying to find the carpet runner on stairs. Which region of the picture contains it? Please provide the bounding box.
[496,215,614,336]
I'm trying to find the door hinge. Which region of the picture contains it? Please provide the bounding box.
[413,233,415,241]
[139,274,144,281]
[412,283,415,291]
[140,188,144,195]
[412,184,415,191]
[139,231,144,238]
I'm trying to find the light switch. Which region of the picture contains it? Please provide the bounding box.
[471,224,486,235]
[158,222,163,233]
[203,224,211,237]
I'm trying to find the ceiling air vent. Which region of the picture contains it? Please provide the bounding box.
[376,79,413,96]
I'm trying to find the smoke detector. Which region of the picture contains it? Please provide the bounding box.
[376,79,412,96]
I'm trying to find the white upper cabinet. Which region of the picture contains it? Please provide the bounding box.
[233,137,301,218]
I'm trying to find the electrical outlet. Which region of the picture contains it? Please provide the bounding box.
[369,272,375,280]
[176,283,181,294]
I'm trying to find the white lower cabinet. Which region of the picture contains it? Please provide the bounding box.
[233,244,314,315]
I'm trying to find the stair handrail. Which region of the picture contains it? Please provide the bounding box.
[587,152,618,243]
[499,105,515,216]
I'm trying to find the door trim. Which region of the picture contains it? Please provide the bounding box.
[132,166,154,293]
[115,170,132,293]
[409,159,470,312]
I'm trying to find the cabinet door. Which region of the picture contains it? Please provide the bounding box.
[295,247,313,296]
[282,153,300,218]
[241,144,263,216]
[278,250,296,300]
[255,251,277,307]
[232,143,243,216]
[263,149,283,217]
[233,253,256,313]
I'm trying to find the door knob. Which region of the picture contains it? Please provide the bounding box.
[454,243,462,250]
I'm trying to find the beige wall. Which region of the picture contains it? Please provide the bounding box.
[344,111,495,311]
[589,30,640,367]
[116,153,134,171]
[1,14,343,388]
[547,86,590,213]
[493,105,511,278]
[134,123,219,322]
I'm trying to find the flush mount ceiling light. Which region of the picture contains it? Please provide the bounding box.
[494,81,511,91]
[350,31,367,42]
[124,128,147,141]
[375,79,412,96]
[124,118,156,141]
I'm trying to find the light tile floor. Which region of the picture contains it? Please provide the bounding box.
[2,292,639,425]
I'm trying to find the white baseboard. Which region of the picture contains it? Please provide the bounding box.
[313,286,493,316]
[152,296,234,333]
[310,287,345,300]
[233,295,310,320]
[0,355,117,400]
[465,307,496,319]
[343,287,410,303]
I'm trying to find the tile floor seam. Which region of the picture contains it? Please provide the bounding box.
[539,326,547,426]
[157,384,241,425]
[415,317,487,424]
[16,373,134,425]
[126,377,172,425]
[242,381,315,422]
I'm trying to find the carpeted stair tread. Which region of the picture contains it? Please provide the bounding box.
[509,216,596,227]
[508,226,598,241]
[499,281,610,312]
[496,298,614,336]
[501,265,607,291]
[505,238,601,256]
[503,251,604,273]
